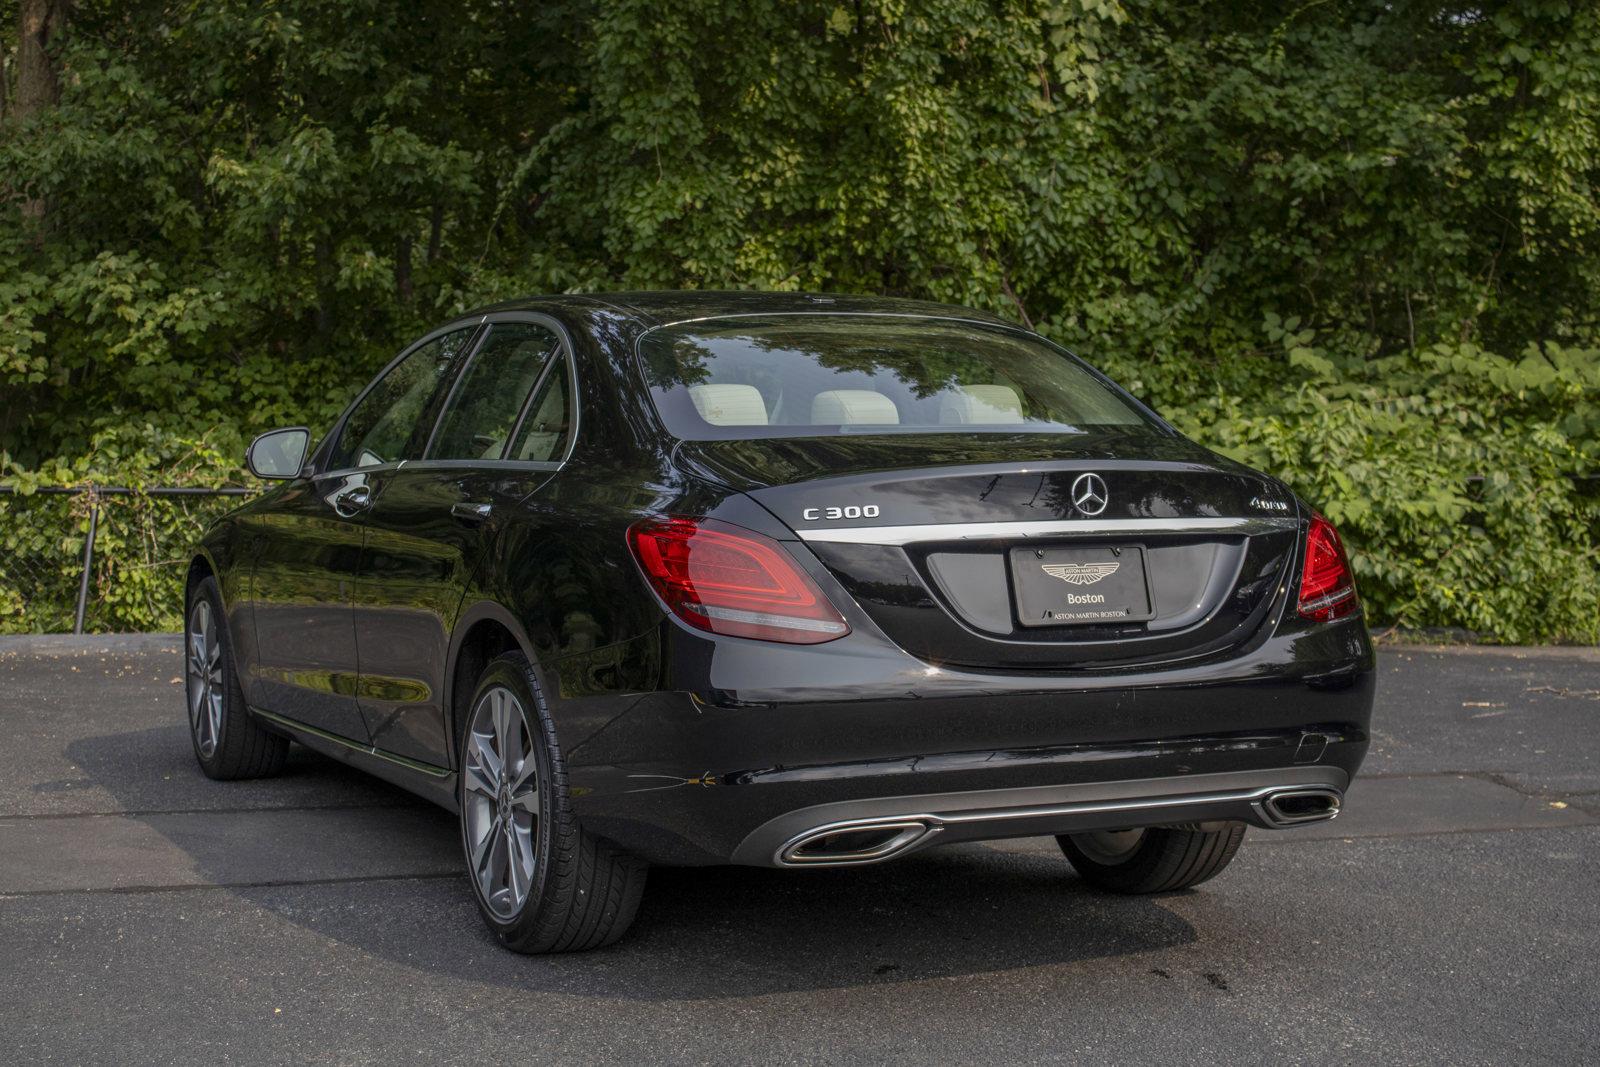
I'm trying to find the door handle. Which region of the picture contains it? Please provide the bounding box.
[451,501,492,523]
[332,485,371,517]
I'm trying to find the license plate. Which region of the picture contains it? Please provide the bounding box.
[1009,545,1154,627]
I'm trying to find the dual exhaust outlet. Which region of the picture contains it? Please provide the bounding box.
[775,785,1343,867]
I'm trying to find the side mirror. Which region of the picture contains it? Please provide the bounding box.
[246,427,311,480]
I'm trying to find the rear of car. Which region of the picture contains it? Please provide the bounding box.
[197,292,1376,952]
[578,308,1373,878]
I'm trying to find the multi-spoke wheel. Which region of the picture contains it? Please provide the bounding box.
[186,598,225,759]
[183,576,288,779]
[457,650,648,953]
[462,685,542,919]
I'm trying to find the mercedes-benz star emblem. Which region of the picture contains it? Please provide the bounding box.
[1070,472,1109,516]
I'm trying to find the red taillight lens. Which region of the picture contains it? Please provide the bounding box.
[1297,513,1360,622]
[627,517,851,644]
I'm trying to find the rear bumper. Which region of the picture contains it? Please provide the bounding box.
[561,621,1375,866]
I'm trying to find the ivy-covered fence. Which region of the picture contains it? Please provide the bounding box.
[0,432,249,634]
[0,485,249,635]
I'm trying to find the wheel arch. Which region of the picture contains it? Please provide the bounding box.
[185,551,218,607]
[445,601,549,771]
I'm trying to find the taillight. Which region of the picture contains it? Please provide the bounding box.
[627,517,851,644]
[1297,512,1360,622]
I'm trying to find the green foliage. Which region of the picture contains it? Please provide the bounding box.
[0,427,243,632]
[1,1,1597,640]
[1168,336,1600,644]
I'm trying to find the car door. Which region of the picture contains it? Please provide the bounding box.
[247,324,479,740]
[352,316,575,767]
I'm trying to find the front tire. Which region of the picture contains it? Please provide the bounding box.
[184,577,288,780]
[1058,823,1247,894]
[457,651,647,953]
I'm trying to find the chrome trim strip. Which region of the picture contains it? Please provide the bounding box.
[250,706,451,778]
[936,786,1286,826]
[793,516,1297,545]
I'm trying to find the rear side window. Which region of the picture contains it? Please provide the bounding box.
[637,315,1156,441]
[331,327,475,469]
[507,350,573,463]
[429,323,561,460]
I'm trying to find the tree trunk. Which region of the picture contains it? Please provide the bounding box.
[426,202,443,264]
[395,235,414,302]
[16,0,67,117]
[15,0,70,224]
[314,237,335,341]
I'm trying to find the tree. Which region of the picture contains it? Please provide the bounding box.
[0,1,1595,640]
[12,0,68,223]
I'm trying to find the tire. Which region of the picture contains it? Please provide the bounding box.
[1058,822,1247,894]
[457,650,647,953]
[184,576,288,780]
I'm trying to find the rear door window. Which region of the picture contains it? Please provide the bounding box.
[507,350,573,463]
[428,323,561,460]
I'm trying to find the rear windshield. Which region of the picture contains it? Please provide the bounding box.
[637,315,1157,441]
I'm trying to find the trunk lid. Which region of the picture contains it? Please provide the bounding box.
[676,432,1301,670]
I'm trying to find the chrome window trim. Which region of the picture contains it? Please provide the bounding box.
[395,458,564,474]
[793,516,1298,545]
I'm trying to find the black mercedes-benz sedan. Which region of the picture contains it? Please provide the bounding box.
[186,291,1373,952]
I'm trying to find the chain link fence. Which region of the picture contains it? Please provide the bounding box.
[0,486,253,634]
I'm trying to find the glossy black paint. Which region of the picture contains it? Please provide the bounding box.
[193,291,1376,867]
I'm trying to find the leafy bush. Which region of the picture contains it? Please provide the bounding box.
[1156,337,1600,644]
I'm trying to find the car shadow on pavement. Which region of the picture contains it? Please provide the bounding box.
[65,726,1199,998]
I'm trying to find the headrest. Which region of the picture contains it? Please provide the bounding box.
[939,385,1024,425]
[689,384,769,426]
[810,390,900,425]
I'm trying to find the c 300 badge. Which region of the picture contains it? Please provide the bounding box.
[801,505,881,521]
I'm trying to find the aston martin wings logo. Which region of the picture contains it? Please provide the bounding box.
[1041,562,1120,586]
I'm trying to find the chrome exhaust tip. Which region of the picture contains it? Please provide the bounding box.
[777,819,937,866]
[1259,787,1342,827]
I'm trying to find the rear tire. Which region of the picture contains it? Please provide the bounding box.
[1058,823,1247,894]
[185,577,288,780]
[457,651,647,953]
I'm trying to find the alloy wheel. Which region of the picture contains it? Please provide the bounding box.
[463,685,541,919]
[186,599,224,759]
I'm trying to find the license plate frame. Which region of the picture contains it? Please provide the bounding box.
[1009,544,1155,628]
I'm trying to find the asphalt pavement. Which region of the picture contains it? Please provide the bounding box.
[1,635,1597,1064]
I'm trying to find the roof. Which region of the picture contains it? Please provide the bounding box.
[467,290,1021,330]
